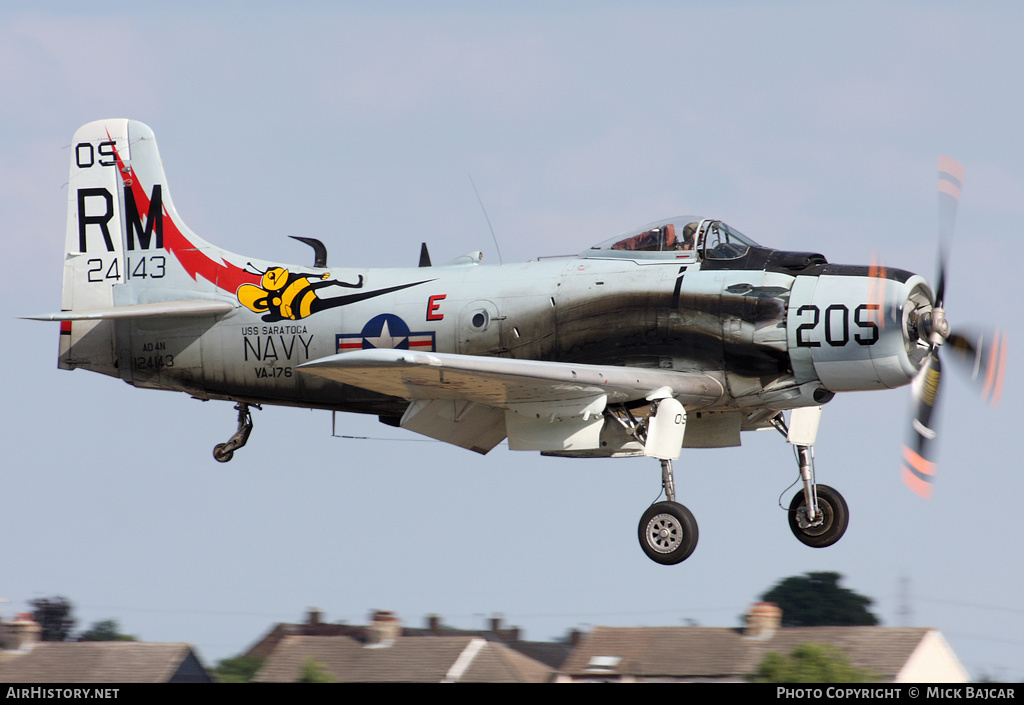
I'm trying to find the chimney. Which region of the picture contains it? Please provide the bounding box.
[488,615,520,642]
[365,610,400,648]
[427,614,441,635]
[306,608,322,626]
[745,602,782,638]
[0,614,41,652]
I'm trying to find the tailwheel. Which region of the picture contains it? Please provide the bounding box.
[213,443,234,463]
[788,484,849,548]
[212,402,257,463]
[638,501,699,565]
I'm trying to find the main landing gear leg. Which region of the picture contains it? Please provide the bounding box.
[661,458,676,503]
[772,408,849,548]
[635,386,700,566]
[213,402,258,463]
[795,444,819,522]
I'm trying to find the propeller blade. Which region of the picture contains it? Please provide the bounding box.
[948,328,1008,408]
[900,156,1004,499]
[937,155,963,240]
[935,155,963,307]
[934,246,947,312]
[867,254,888,330]
[867,254,903,331]
[903,351,943,499]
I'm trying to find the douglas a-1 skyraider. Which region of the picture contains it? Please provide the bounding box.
[27,120,1006,565]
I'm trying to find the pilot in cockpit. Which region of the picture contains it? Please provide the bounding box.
[608,220,699,252]
[680,221,697,250]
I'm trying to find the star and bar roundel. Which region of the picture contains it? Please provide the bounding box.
[336,314,436,353]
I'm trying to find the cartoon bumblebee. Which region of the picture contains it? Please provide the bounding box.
[237,265,364,322]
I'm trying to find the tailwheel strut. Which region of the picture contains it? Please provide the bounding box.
[213,402,259,463]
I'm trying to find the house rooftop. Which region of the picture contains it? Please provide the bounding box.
[0,642,211,683]
[254,634,554,683]
[245,608,574,670]
[559,605,968,684]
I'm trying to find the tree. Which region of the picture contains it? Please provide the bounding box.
[213,655,265,683]
[78,619,137,642]
[760,572,879,627]
[750,642,878,683]
[29,596,76,642]
[297,658,335,683]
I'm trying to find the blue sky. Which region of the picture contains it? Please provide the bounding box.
[3,2,1021,679]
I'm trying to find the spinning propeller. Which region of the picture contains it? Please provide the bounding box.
[900,156,1007,498]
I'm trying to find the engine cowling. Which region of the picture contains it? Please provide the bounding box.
[787,269,932,392]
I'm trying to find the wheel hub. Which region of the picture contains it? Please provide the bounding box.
[646,514,682,553]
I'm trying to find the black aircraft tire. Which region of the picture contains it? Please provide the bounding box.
[213,444,234,463]
[788,485,849,548]
[638,501,699,565]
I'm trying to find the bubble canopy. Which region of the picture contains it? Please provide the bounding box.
[584,216,759,261]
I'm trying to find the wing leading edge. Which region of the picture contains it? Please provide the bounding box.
[298,349,724,454]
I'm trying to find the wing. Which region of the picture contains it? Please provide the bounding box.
[299,349,724,454]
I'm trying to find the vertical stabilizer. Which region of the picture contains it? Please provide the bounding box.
[57,119,258,375]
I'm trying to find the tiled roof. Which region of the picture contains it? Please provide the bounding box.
[460,640,556,683]
[253,635,554,683]
[245,615,573,670]
[561,626,934,680]
[0,642,210,683]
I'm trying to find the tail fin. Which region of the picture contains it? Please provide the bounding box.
[51,119,259,373]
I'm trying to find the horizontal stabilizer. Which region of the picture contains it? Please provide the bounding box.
[23,300,234,322]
